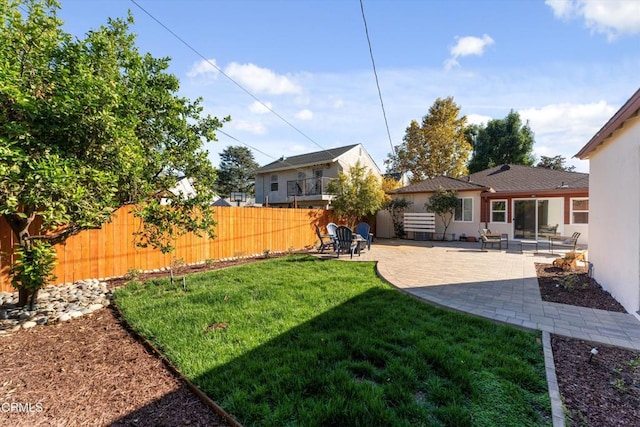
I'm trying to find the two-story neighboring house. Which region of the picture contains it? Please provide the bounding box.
[254,143,382,208]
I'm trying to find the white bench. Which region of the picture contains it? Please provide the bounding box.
[403,213,436,240]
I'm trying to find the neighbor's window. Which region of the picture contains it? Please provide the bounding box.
[490,200,507,223]
[270,174,278,192]
[455,197,473,222]
[571,198,589,224]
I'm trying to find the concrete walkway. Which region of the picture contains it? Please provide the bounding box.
[324,238,640,427]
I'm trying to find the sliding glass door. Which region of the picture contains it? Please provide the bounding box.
[513,199,563,240]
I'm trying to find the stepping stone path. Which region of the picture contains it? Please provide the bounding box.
[0,279,112,334]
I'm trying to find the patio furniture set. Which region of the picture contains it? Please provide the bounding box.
[315,222,373,259]
[479,230,581,254]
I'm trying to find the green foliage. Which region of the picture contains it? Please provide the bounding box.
[114,255,550,426]
[536,155,576,172]
[425,187,458,241]
[386,97,471,182]
[0,1,228,298]
[124,268,142,282]
[214,145,259,197]
[554,274,585,291]
[384,198,412,238]
[327,161,385,228]
[468,110,536,173]
[10,241,57,294]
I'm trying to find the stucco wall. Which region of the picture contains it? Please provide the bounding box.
[395,191,483,240]
[588,114,640,313]
[335,145,382,179]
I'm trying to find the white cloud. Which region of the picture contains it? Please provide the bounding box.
[520,101,615,136]
[224,62,303,95]
[186,58,219,79]
[451,34,495,57]
[546,0,640,39]
[231,120,267,135]
[445,34,494,70]
[295,109,313,120]
[466,113,492,126]
[519,101,616,163]
[249,101,272,114]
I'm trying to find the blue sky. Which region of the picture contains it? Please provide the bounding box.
[57,0,640,173]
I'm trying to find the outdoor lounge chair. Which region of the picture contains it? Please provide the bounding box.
[549,232,581,254]
[334,226,359,259]
[314,224,335,253]
[480,233,502,250]
[355,222,373,251]
[479,229,508,250]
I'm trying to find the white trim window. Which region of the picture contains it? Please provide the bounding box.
[571,198,589,224]
[454,197,473,222]
[490,200,507,223]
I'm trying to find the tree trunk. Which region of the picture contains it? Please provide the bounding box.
[18,288,39,308]
[4,212,36,307]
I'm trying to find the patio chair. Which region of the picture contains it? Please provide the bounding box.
[334,226,359,259]
[326,222,338,241]
[355,222,373,251]
[480,233,502,250]
[479,229,508,250]
[550,232,581,254]
[314,224,334,253]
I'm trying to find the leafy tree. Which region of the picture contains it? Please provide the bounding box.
[468,110,535,173]
[425,188,458,241]
[0,0,228,305]
[215,145,259,197]
[384,198,412,238]
[386,97,471,183]
[536,155,575,172]
[327,162,385,228]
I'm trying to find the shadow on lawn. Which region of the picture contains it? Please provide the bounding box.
[185,287,550,427]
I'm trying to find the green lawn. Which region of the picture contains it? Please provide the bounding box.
[114,254,551,426]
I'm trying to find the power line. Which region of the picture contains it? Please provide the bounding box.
[359,0,395,157]
[129,0,344,160]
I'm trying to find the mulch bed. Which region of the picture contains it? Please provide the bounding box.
[536,263,625,312]
[0,308,227,426]
[536,262,640,426]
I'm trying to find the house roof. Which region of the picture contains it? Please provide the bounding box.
[255,144,360,173]
[392,176,487,194]
[466,164,588,192]
[393,164,588,195]
[576,87,640,159]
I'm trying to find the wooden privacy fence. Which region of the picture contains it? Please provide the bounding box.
[0,206,331,292]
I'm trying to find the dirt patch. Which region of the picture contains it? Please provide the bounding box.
[536,262,640,426]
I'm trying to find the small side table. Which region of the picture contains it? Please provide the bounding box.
[519,239,539,253]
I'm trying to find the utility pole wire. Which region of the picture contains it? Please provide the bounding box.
[359,0,396,157]
[129,0,343,160]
